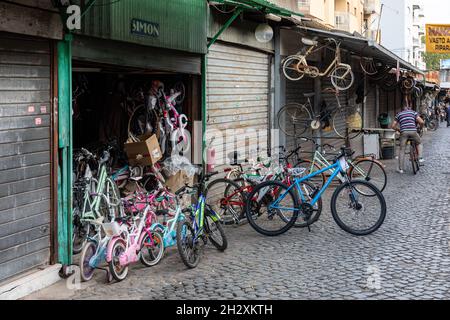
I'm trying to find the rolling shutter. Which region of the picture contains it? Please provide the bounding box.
[207,42,270,165]
[0,33,51,282]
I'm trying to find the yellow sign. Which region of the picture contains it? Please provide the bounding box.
[426,24,450,53]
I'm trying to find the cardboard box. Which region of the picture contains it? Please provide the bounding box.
[124,134,162,166]
[164,170,194,193]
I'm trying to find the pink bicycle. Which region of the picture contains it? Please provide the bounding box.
[106,192,164,282]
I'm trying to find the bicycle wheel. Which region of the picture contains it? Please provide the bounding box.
[349,159,387,193]
[72,207,88,254]
[294,159,327,189]
[331,180,386,236]
[282,56,306,81]
[140,232,164,267]
[127,105,158,142]
[277,103,311,137]
[176,218,201,268]
[245,180,299,236]
[428,120,438,131]
[410,144,419,175]
[108,239,129,281]
[80,241,97,282]
[360,57,379,76]
[291,181,322,228]
[205,178,246,225]
[204,210,228,251]
[332,106,362,140]
[330,66,354,91]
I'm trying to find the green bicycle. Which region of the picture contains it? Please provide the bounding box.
[72,149,124,253]
[176,171,227,269]
[294,137,387,193]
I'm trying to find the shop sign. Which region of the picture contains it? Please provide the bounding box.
[426,24,450,53]
[131,18,160,38]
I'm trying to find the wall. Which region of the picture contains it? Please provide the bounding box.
[380,0,408,61]
[335,0,365,33]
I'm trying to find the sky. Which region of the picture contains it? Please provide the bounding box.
[423,0,450,24]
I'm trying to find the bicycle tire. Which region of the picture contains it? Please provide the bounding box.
[427,120,438,131]
[127,105,158,142]
[277,103,311,137]
[332,106,362,140]
[330,66,354,91]
[349,159,387,193]
[294,159,327,189]
[360,57,379,76]
[140,232,164,267]
[410,144,419,175]
[108,239,129,282]
[331,180,386,236]
[245,180,299,237]
[204,211,228,251]
[205,178,246,226]
[176,218,201,268]
[80,240,97,282]
[282,56,306,81]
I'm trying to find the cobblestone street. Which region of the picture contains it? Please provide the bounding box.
[27,127,450,300]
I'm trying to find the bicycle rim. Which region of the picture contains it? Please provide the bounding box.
[331,181,386,236]
[282,56,306,81]
[349,160,387,194]
[330,66,354,91]
[277,103,311,137]
[245,181,299,236]
[332,106,362,139]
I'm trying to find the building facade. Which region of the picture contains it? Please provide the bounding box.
[380,0,426,70]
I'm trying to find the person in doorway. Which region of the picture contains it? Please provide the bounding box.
[391,105,425,174]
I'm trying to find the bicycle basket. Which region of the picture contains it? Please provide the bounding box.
[102,222,123,237]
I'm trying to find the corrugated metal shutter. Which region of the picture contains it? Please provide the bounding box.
[207,42,270,166]
[365,83,378,128]
[284,77,314,156]
[321,77,348,151]
[0,33,51,282]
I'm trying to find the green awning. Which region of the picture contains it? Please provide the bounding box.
[211,0,304,17]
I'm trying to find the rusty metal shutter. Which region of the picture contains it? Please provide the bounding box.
[0,33,51,283]
[206,42,270,165]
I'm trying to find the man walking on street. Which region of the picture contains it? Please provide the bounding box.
[391,105,425,174]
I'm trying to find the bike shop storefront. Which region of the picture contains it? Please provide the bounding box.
[59,0,208,263]
[277,25,425,161]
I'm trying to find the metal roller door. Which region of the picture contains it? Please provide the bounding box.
[285,77,315,156]
[207,42,270,165]
[0,33,52,282]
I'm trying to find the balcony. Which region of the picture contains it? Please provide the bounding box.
[364,0,380,15]
[335,12,359,33]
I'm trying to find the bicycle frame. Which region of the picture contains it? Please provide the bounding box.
[271,160,347,211]
[81,164,109,221]
[150,205,185,248]
[190,195,221,241]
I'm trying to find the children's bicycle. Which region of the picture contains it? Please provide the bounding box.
[176,171,228,269]
[245,147,387,237]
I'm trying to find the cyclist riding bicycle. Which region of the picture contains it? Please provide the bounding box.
[391,105,425,174]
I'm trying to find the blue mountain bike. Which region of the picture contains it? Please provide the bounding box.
[245,147,386,236]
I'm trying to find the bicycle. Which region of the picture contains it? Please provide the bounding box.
[277,89,363,139]
[282,37,354,91]
[176,171,227,269]
[408,138,420,175]
[295,137,387,193]
[107,193,164,282]
[73,149,124,253]
[245,147,387,237]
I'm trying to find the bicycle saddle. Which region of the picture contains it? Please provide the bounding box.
[301,38,318,46]
[303,92,315,98]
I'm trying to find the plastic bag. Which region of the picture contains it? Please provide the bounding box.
[161,155,199,177]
